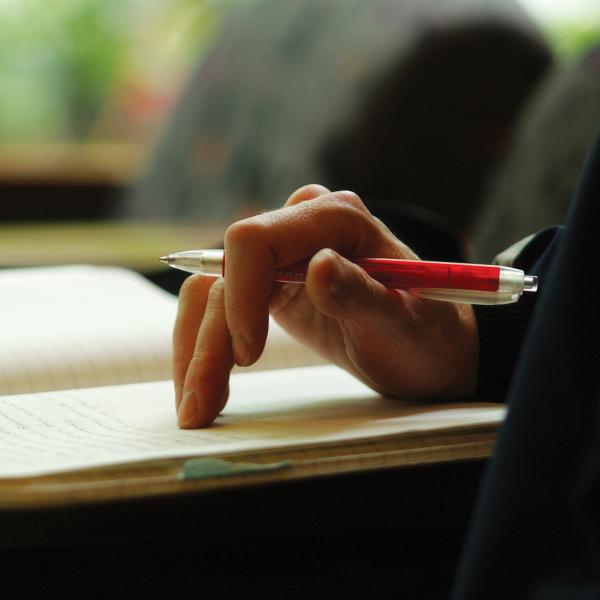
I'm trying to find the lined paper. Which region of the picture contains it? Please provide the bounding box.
[0,265,324,396]
[0,266,176,394]
[0,365,505,477]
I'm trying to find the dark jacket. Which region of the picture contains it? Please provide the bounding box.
[452,129,600,599]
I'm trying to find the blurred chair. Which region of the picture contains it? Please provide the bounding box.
[471,43,600,261]
[122,0,551,261]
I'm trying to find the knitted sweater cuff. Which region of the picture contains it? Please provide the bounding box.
[473,226,561,402]
[474,293,536,401]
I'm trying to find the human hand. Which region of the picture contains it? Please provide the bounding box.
[173,184,479,428]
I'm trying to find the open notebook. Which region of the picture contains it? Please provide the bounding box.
[0,264,324,395]
[0,265,504,507]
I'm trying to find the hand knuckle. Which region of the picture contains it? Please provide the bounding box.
[172,345,190,367]
[224,218,266,248]
[285,183,330,207]
[332,190,365,211]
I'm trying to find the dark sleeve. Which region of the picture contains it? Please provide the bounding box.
[474,226,563,401]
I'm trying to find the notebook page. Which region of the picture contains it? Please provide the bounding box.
[0,265,324,396]
[0,365,505,477]
[0,266,177,395]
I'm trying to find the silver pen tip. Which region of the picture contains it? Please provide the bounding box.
[159,255,170,263]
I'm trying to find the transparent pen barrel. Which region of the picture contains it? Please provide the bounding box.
[167,250,224,276]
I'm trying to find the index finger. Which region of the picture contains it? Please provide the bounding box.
[222,190,401,366]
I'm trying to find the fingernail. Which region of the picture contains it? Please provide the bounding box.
[178,389,197,428]
[231,333,250,366]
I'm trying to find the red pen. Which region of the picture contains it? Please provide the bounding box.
[159,249,538,305]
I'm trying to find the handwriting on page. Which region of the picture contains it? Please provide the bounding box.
[0,366,505,478]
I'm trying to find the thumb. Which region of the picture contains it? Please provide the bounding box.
[305,249,407,322]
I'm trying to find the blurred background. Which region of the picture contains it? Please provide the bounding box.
[0,0,599,272]
[1,0,597,145]
[0,0,240,145]
[0,0,240,223]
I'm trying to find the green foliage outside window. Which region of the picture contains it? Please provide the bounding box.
[0,0,240,143]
